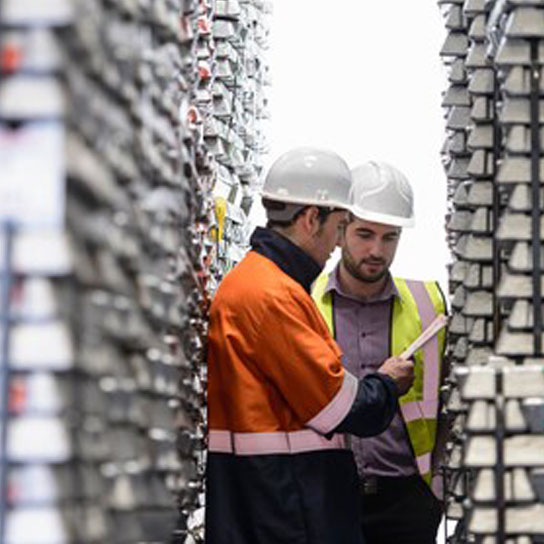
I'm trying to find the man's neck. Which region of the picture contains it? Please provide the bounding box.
[338,262,388,299]
[271,226,313,260]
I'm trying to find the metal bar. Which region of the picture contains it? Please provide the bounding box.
[0,222,14,544]
[492,66,502,341]
[0,0,4,86]
[530,40,542,355]
[495,370,505,543]
[0,12,9,544]
[442,467,447,544]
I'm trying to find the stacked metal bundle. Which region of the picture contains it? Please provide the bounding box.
[440,0,544,542]
[207,0,271,278]
[493,1,544,358]
[439,0,478,533]
[0,0,270,543]
[459,361,544,541]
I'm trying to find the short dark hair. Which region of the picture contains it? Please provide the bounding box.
[262,198,339,229]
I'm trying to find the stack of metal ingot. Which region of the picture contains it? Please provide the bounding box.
[208,0,271,277]
[459,361,544,542]
[0,0,270,543]
[439,0,474,533]
[440,0,544,542]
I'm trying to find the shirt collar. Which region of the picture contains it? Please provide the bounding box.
[325,263,400,303]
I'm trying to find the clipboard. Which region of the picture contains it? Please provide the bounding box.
[400,314,448,360]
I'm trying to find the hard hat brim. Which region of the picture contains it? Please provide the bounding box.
[260,189,351,210]
[349,206,415,228]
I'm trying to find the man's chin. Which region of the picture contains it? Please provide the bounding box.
[343,260,388,283]
[360,273,386,283]
[358,267,387,283]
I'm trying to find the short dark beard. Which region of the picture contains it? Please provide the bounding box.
[342,246,389,283]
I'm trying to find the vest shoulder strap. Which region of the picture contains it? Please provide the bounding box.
[393,277,446,319]
[312,272,334,334]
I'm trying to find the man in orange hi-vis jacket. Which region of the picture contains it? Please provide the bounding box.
[206,147,415,544]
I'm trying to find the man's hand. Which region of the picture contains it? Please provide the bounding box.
[377,356,415,396]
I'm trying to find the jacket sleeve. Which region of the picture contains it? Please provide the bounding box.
[255,289,397,436]
[249,289,356,433]
[331,373,399,437]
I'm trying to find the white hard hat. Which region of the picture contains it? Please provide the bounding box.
[350,161,415,228]
[261,147,352,209]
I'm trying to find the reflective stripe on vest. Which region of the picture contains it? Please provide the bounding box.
[311,274,446,485]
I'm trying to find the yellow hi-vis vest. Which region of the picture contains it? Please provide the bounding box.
[312,274,446,485]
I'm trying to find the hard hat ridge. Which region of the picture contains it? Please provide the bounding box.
[349,161,415,228]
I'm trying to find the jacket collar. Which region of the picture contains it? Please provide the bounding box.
[250,227,322,293]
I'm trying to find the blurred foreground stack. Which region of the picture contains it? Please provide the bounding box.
[0,0,270,542]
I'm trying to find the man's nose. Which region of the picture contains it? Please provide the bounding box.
[369,240,385,259]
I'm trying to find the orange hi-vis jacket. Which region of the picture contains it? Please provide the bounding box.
[205,227,399,544]
[208,251,356,441]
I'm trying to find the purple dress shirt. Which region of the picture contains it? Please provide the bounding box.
[326,265,417,478]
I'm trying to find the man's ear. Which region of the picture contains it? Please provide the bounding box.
[296,206,321,236]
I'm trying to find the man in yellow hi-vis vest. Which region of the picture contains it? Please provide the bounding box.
[312,161,448,544]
